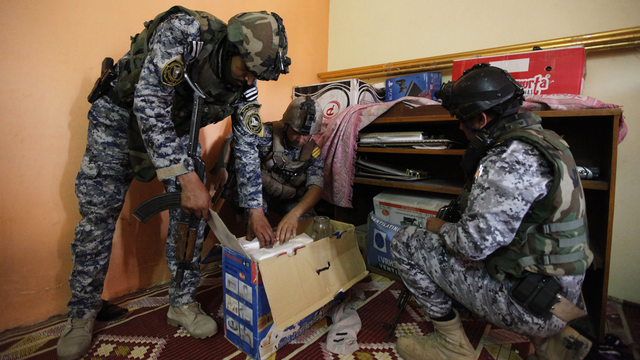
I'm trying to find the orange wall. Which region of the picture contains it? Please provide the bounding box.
[0,0,329,331]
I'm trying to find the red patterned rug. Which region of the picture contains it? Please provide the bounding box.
[1,267,637,360]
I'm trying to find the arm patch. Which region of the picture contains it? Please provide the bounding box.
[161,57,184,86]
[240,103,264,137]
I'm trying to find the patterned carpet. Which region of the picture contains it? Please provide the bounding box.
[1,267,638,360]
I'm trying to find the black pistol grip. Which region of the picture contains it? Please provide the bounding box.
[133,192,182,223]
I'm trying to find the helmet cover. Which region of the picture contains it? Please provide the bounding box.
[227,11,291,81]
[282,97,322,135]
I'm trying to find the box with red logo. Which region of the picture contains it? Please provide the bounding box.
[293,79,385,124]
[212,212,368,360]
[373,189,454,228]
[452,46,586,96]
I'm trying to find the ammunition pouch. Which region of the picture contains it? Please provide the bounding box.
[509,272,586,323]
[510,272,562,320]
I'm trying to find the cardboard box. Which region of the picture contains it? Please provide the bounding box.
[208,212,368,360]
[386,72,442,101]
[373,189,454,228]
[452,46,586,96]
[367,212,402,275]
[293,79,385,123]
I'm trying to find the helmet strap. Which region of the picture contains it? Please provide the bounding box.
[299,97,316,135]
[460,129,493,180]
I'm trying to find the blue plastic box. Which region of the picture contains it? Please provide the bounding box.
[385,73,442,101]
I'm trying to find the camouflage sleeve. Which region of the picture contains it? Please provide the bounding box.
[232,100,264,209]
[256,122,274,157]
[305,144,324,190]
[133,13,201,181]
[439,140,553,260]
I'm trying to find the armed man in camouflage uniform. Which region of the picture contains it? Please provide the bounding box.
[391,64,593,360]
[57,7,290,360]
[213,97,324,247]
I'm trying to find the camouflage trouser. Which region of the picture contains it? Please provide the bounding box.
[391,225,585,338]
[67,97,205,319]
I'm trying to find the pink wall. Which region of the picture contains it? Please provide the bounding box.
[0,0,329,331]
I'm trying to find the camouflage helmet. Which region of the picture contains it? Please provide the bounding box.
[435,63,524,121]
[282,97,322,136]
[227,11,291,81]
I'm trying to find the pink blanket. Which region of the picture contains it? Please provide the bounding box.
[521,94,627,144]
[314,97,439,208]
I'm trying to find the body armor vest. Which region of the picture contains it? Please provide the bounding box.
[113,6,242,182]
[260,121,315,199]
[466,113,594,280]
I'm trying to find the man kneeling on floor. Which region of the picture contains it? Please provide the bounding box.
[212,96,324,248]
[391,64,594,360]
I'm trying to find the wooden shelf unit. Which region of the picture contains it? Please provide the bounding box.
[336,103,620,342]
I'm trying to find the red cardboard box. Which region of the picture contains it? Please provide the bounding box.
[452,46,586,96]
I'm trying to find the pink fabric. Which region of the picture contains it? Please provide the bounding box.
[521,94,628,144]
[314,97,439,208]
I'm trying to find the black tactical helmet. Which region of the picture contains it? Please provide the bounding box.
[435,63,524,121]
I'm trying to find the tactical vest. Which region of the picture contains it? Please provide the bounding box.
[113,6,242,182]
[469,113,594,280]
[260,121,316,200]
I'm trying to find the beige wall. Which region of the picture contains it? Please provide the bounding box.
[329,0,640,303]
[0,0,329,331]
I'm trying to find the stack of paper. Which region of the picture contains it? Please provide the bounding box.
[359,131,424,144]
[359,131,459,148]
[355,157,429,181]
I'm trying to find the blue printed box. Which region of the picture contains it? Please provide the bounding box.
[385,72,442,101]
[214,213,368,360]
[366,212,402,276]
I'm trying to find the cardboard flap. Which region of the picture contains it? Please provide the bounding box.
[259,222,368,329]
[207,210,250,258]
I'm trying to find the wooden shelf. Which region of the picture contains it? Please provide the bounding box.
[357,147,465,155]
[354,176,463,195]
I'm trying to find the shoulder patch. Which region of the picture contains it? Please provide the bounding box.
[312,147,321,158]
[161,57,184,86]
[240,103,263,137]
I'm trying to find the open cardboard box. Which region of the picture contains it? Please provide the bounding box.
[207,211,368,360]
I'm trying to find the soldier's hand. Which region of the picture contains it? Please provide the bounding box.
[207,167,228,197]
[178,171,212,220]
[276,213,298,245]
[248,208,274,248]
[426,217,446,233]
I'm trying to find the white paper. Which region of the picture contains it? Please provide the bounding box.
[207,210,313,262]
[242,233,314,262]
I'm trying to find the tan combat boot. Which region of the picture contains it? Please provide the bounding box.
[396,310,475,360]
[56,318,95,360]
[167,302,218,339]
[529,326,592,360]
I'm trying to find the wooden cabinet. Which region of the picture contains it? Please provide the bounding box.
[335,103,620,342]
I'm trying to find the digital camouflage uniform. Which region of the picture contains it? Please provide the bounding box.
[69,11,260,319]
[391,113,587,338]
[231,121,324,218]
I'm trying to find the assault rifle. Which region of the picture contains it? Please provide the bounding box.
[132,73,207,285]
